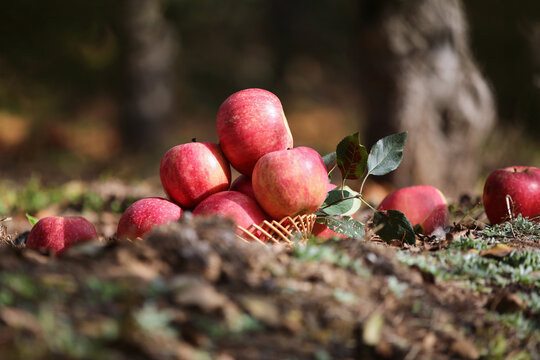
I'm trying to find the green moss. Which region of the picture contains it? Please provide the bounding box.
[398,248,540,290]
[483,215,540,239]
[0,177,136,216]
[293,240,369,277]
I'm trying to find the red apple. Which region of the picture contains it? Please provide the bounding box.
[230,174,256,200]
[252,147,329,220]
[192,191,268,231]
[377,185,449,235]
[483,166,540,224]
[312,184,348,239]
[216,88,293,176]
[160,141,231,208]
[26,216,98,254]
[117,197,183,239]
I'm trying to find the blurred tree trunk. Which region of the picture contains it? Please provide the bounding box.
[120,0,177,153]
[267,0,294,89]
[357,0,495,196]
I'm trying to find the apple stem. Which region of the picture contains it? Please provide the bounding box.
[191,138,197,142]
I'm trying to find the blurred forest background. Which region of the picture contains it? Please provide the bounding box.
[0,0,539,187]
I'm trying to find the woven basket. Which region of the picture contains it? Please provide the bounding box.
[237,214,317,245]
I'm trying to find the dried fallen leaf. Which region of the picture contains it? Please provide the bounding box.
[283,309,303,332]
[64,239,108,257]
[40,273,78,293]
[240,296,280,326]
[171,276,228,312]
[363,312,384,346]
[487,292,525,313]
[450,337,480,359]
[115,247,165,280]
[0,307,40,334]
[422,332,437,352]
[203,252,222,282]
[479,244,515,258]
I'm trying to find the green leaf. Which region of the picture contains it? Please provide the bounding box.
[319,216,365,239]
[318,186,361,216]
[373,210,415,244]
[25,213,39,227]
[367,132,407,176]
[413,223,424,234]
[336,133,368,180]
[322,152,337,172]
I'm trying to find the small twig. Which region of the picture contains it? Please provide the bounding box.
[505,195,514,223]
[455,201,482,226]
[505,195,518,239]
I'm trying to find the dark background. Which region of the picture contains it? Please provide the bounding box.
[0,0,538,184]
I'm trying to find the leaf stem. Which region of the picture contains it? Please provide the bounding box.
[328,164,336,178]
[359,174,369,197]
[359,195,377,212]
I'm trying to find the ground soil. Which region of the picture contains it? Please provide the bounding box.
[0,181,538,360]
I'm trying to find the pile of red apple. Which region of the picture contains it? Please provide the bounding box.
[147,88,329,239]
[23,88,540,254]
